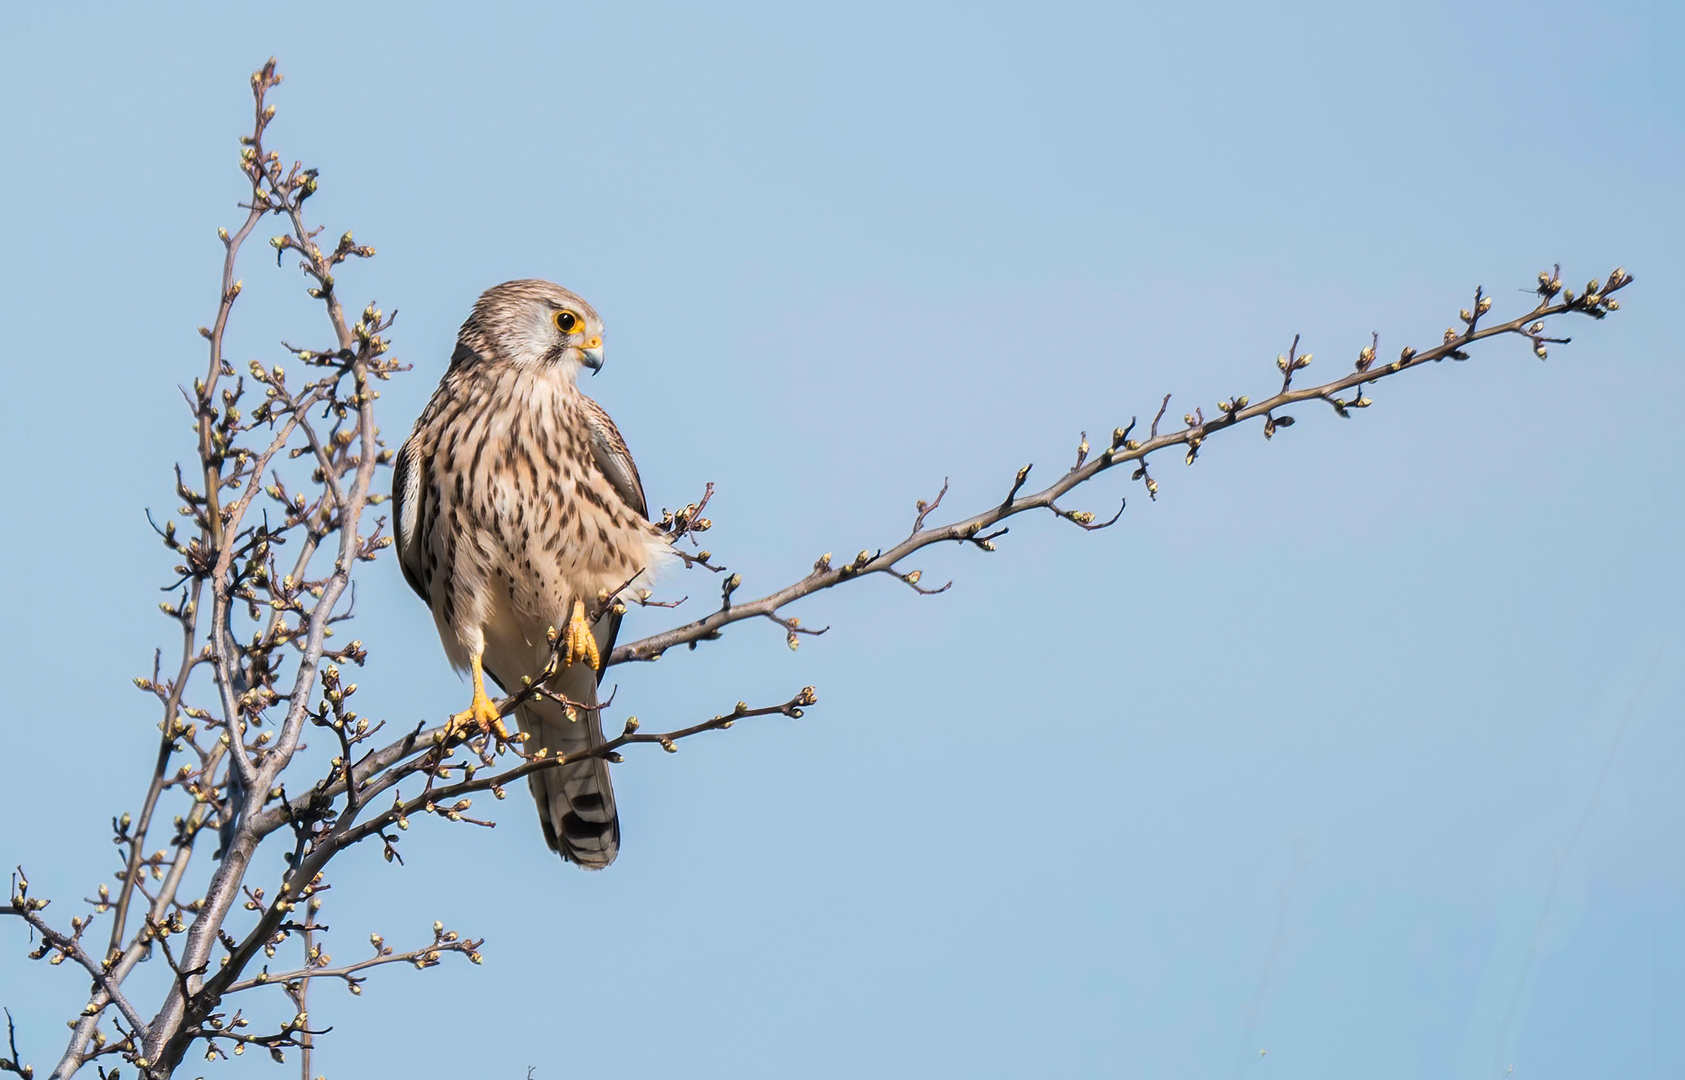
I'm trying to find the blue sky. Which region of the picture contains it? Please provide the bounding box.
[1,2,1681,1078]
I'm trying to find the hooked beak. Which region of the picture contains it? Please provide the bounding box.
[580,336,604,374]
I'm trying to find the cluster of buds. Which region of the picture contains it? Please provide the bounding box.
[11,871,47,915]
[331,231,379,269]
[1537,264,1630,315]
[1112,424,1142,452]
[1459,291,1494,327]
[660,501,713,536]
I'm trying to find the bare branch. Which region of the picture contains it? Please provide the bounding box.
[0,1008,31,1079]
[5,874,150,1037]
[609,272,1633,667]
[223,922,482,995]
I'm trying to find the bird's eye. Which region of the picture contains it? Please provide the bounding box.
[555,311,580,334]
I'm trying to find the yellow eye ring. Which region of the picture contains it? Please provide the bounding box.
[555,310,580,334]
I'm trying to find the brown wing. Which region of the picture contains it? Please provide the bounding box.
[392,344,481,606]
[580,395,648,519]
[579,395,652,686]
[391,434,430,603]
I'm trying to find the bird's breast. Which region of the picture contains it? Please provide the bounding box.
[427,375,656,636]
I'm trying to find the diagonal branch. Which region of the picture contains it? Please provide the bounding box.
[609,272,1632,666]
[3,897,150,1037]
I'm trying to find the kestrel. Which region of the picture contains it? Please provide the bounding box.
[393,280,671,869]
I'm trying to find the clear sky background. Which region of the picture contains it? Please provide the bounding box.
[1,3,1681,1078]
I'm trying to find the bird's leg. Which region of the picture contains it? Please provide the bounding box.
[445,652,511,742]
[561,598,601,671]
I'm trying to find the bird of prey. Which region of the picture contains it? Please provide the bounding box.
[392,280,671,868]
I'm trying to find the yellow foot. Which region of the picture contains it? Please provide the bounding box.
[562,598,601,671]
[445,684,510,743]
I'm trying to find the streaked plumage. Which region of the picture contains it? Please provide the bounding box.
[393,280,670,868]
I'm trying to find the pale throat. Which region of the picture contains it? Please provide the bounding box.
[472,356,583,419]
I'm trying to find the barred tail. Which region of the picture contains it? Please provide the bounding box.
[516,666,619,869]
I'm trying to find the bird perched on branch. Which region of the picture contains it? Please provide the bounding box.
[393,280,671,868]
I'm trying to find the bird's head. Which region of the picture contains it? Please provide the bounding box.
[457,279,605,379]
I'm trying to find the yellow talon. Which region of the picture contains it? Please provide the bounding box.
[445,654,511,742]
[562,598,601,671]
